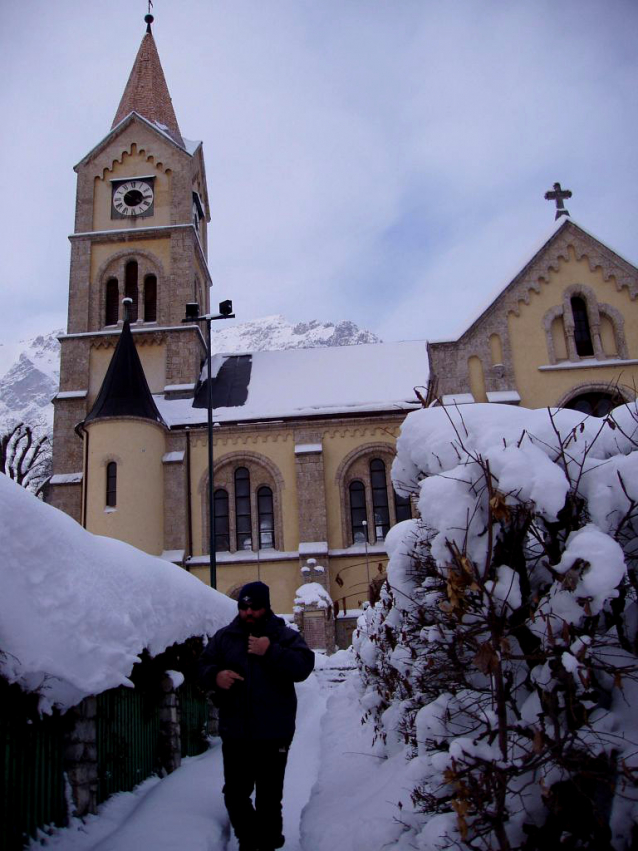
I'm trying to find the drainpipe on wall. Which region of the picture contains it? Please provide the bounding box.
[185,428,193,566]
[74,421,89,529]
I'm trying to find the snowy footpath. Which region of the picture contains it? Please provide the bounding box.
[32,651,383,851]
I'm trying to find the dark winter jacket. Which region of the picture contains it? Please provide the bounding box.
[198,612,315,741]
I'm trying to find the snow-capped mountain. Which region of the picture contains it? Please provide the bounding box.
[0,331,63,436]
[210,315,380,353]
[0,316,381,439]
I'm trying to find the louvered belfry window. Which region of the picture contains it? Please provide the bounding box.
[144,275,157,322]
[105,278,119,326]
[106,462,117,508]
[124,261,139,322]
[235,467,252,551]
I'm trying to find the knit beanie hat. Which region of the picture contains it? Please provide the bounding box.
[237,581,270,610]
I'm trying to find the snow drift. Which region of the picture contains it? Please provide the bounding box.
[0,474,235,712]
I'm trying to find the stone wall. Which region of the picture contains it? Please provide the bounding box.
[64,697,98,817]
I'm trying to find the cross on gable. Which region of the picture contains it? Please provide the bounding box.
[544,182,572,220]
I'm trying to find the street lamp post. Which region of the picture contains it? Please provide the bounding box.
[362,519,370,588]
[184,299,235,588]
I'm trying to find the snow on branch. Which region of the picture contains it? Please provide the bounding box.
[353,402,638,850]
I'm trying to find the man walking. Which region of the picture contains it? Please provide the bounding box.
[198,581,315,851]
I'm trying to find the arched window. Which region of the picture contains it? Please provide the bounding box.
[105,278,119,326]
[565,392,621,418]
[144,275,157,322]
[106,461,117,508]
[214,489,229,552]
[571,297,593,357]
[125,261,139,322]
[234,467,252,551]
[349,481,368,544]
[258,486,275,549]
[394,489,412,523]
[370,459,390,541]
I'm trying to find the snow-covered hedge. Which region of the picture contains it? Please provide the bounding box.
[354,403,638,850]
[0,474,236,713]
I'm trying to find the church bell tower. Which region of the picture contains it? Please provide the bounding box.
[49,13,211,525]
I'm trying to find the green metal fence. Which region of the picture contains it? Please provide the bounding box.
[1,674,210,848]
[180,682,210,757]
[1,684,68,851]
[96,687,161,803]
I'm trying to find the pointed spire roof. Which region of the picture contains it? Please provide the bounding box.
[112,20,184,148]
[85,316,165,427]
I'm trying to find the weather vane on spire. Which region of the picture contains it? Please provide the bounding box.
[145,0,154,34]
[544,182,572,220]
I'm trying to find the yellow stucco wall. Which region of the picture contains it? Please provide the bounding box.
[88,342,167,403]
[187,420,401,609]
[330,553,388,612]
[92,149,172,231]
[84,418,166,554]
[508,248,638,407]
[189,559,306,615]
[188,429,298,557]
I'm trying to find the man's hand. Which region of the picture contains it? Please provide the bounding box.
[216,669,244,690]
[248,635,271,656]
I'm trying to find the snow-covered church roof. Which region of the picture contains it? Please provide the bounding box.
[156,340,429,427]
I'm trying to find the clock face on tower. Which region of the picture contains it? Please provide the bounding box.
[112,179,155,218]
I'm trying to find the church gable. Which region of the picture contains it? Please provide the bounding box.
[428,220,638,408]
[90,138,173,232]
[73,115,195,237]
[481,220,638,322]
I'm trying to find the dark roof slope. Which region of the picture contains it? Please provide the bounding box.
[193,356,252,410]
[85,320,165,426]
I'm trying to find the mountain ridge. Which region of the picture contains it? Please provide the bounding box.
[0,316,382,439]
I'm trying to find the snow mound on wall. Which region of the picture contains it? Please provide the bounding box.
[0,475,236,712]
[294,582,333,612]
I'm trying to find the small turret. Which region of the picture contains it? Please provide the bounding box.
[81,299,167,554]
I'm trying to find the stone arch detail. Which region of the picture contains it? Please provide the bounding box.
[210,450,285,492]
[95,248,166,329]
[542,283,628,364]
[598,302,628,359]
[542,304,564,365]
[334,442,395,486]
[95,140,173,181]
[335,442,399,548]
[555,382,635,410]
[197,450,285,555]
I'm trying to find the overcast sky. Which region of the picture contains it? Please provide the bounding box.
[1,0,637,346]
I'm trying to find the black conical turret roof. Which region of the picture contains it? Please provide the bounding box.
[85,319,165,426]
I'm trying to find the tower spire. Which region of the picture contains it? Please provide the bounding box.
[112,12,184,148]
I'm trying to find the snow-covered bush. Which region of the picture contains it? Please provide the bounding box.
[354,403,638,850]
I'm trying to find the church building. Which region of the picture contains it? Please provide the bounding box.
[48,17,638,645]
[47,16,425,642]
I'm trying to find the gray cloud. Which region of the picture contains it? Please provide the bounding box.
[1,0,636,346]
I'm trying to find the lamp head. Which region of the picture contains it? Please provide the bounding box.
[185,302,200,321]
[219,299,233,317]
